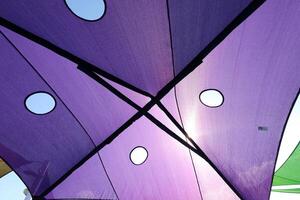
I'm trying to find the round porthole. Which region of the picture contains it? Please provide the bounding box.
[199,89,224,108]
[25,92,56,115]
[65,0,106,21]
[130,146,148,165]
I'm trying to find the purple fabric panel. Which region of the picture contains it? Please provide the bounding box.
[168,0,252,74]
[99,75,151,108]
[45,154,117,200]
[175,1,300,199]
[149,105,186,141]
[160,89,182,124]
[159,89,198,148]
[99,116,202,200]
[191,152,240,200]
[0,33,94,195]
[0,1,173,95]
[0,26,136,145]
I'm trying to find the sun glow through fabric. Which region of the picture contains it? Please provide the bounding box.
[130,146,148,165]
[65,0,105,21]
[25,92,56,115]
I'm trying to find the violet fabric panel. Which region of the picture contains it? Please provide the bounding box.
[168,0,252,74]
[0,26,137,145]
[99,75,151,108]
[174,1,300,199]
[46,154,117,200]
[160,89,182,124]
[0,1,173,95]
[0,33,94,195]
[149,105,186,141]
[99,116,202,200]
[191,152,240,200]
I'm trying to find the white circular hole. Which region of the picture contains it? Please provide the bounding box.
[65,0,106,21]
[130,146,148,165]
[25,92,56,115]
[199,89,224,108]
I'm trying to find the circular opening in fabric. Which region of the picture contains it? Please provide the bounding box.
[65,0,106,21]
[199,89,224,108]
[130,146,148,165]
[25,92,56,115]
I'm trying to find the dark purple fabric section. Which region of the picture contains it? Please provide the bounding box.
[168,0,252,75]
[0,33,94,195]
[0,1,173,95]
[99,116,202,199]
[0,26,137,145]
[99,75,151,108]
[45,154,117,200]
[169,1,300,199]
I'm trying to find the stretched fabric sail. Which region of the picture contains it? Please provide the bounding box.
[0,0,255,95]
[162,0,300,199]
[2,1,299,200]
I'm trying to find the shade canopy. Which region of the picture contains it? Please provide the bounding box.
[0,0,299,200]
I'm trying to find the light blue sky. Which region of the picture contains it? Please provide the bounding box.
[0,172,27,200]
[25,92,56,115]
[65,0,105,21]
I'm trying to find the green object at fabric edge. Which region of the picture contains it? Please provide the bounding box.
[272,188,300,194]
[273,142,300,187]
